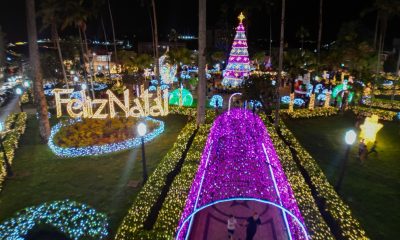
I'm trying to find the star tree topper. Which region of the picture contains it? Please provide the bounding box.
[238,12,245,23]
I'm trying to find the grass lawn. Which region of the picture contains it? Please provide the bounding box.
[285,113,400,240]
[0,114,188,237]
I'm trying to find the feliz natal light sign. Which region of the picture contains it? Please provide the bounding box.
[53,87,169,119]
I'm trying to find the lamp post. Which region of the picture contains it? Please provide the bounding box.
[15,87,24,112]
[0,122,13,177]
[335,129,356,192]
[137,122,148,183]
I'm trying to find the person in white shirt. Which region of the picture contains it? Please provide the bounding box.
[227,215,237,239]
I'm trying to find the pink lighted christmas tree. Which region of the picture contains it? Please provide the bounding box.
[222,12,251,87]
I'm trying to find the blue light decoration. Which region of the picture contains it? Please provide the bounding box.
[281,96,291,104]
[150,79,159,85]
[397,112,400,120]
[249,100,262,109]
[209,95,223,108]
[294,98,305,106]
[169,88,193,107]
[281,96,305,106]
[160,84,170,90]
[0,200,109,240]
[44,82,107,96]
[180,71,191,80]
[48,117,165,157]
[148,86,157,92]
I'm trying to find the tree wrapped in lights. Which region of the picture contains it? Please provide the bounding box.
[222,12,251,87]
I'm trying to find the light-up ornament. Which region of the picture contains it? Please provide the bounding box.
[222,12,251,87]
[332,80,354,103]
[209,95,223,108]
[73,76,79,82]
[159,54,178,84]
[169,88,193,107]
[344,130,357,145]
[359,115,383,144]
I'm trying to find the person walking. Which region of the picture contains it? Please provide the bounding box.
[368,141,378,155]
[243,212,261,240]
[227,215,237,240]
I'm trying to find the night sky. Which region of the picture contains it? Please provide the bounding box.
[0,0,399,49]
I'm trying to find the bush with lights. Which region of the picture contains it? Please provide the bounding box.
[282,107,339,119]
[54,117,158,148]
[363,98,400,111]
[351,106,397,121]
[0,113,27,192]
[0,199,109,240]
[274,118,368,239]
[115,122,197,239]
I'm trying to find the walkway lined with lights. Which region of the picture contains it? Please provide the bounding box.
[176,109,308,240]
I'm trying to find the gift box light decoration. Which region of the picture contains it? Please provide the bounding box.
[48,117,165,157]
[176,108,308,240]
[221,12,251,87]
[0,200,109,240]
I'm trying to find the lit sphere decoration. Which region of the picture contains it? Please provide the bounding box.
[169,88,193,107]
[48,117,165,157]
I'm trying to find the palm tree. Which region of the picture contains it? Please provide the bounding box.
[61,0,104,98]
[0,26,6,76]
[107,0,118,63]
[197,0,206,125]
[275,0,285,128]
[39,0,69,88]
[26,0,51,142]
[166,48,192,82]
[316,0,323,87]
[295,26,309,50]
[151,0,160,79]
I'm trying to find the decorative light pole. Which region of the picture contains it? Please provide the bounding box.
[15,87,24,112]
[0,122,13,177]
[335,129,356,192]
[137,122,148,183]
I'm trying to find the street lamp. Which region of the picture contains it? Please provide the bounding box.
[0,122,13,177]
[335,129,357,192]
[15,87,24,112]
[137,122,148,183]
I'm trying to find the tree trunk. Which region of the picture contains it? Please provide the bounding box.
[373,12,380,50]
[147,3,156,59]
[275,0,285,128]
[151,0,160,79]
[107,0,118,63]
[53,24,69,89]
[317,0,323,72]
[26,0,50,142]
[82,27,95,99]
[78,27,88,87]
[197,0,206,125]
[101,17,112,82]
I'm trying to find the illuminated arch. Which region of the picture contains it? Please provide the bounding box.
[176,197,309,240]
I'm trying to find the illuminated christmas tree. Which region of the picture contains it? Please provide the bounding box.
[222,12,251,87]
